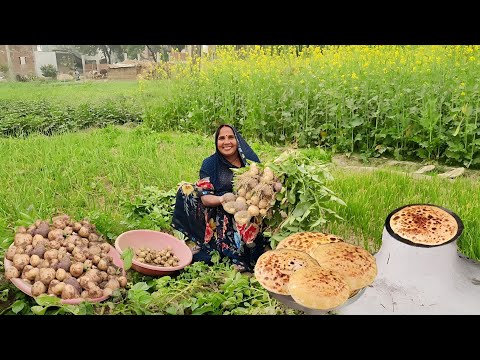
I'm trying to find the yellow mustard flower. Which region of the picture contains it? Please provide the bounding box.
[181,183,194,196]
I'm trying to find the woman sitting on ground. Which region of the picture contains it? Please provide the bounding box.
[172,124,271,272]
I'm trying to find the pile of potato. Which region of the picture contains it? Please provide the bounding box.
[223,162,281,226]
[4,214,127,300]
[134,246,180,267]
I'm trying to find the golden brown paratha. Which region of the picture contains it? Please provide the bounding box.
[254,249,319,295]
[276,232,344,257]
[311,242,377,291]
[389,205,458,246]
[287,267,351,310]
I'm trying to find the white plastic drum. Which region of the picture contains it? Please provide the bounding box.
[339,204,480,315]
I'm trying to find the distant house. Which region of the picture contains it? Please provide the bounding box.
[107,63,142,80]
[0,45,36,80]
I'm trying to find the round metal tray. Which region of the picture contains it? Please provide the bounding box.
[269,287,366,315]
[384,203,464,248]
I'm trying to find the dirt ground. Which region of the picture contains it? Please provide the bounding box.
[331,154,480,180]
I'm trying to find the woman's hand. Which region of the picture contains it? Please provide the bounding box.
[201,194,225,207]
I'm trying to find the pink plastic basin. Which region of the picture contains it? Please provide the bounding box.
[4,245,125,305]
[115,229,192,276]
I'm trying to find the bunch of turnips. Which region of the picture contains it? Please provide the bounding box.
[4,214,127,300]
[222,162,281,226]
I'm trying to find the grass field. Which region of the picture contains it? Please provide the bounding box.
[0,125,477,259]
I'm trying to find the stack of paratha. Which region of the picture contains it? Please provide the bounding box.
[276,232,344,256]
[389,205,459,246]
[287,267,350,310]
[310,242,377,291]
[254,249,318,295]
[254,232,377,310]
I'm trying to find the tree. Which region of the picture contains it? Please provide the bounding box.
[122,45,145,60]
[74,45,123,64]
[40,64,57,78]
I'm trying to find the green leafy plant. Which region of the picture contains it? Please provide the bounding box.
[263,150,346,248]
[121,247,134,271]
[125,186,176,231]
[40,64,57,79]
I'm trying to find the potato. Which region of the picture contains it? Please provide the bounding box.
[100,243,111,253]
[74,252,86,263]
[88,286,104,298]
[56,255,72,272]
[53,219,66,229]
[31,281,47,297]
[83,259,93,270]
[5,246,17,261]
[14,233,32,247]
[78,226,90,238]
[89,245,102,256]
[28,254,40,267]
[85,269,102,283]
[37,259,50,268]
[117,276,127,288]
[12,254,30,271]
[97,259,108,271]
[56,268,67,281]
[258,199,269,210]
[63,226,73,235]
[88,233,99,242]
[31,244,46,258]
[250,195,260,206]
[48,240,61,250]
[39,268,56,285]
[21,265,33,278]
[61,284,77,299]
[66,242,75,252]
[99,271,108,282]
[52,214,70,224]
[105,278,120,291]
[222,192,236,203]
[48,279,60,294]
[32,234,45,247]
[53,282,66,296]
[234,210,251,225]
[92,255,101,265]
[233,201,248,212]
[222,201,237,215]
[70,262,84,277]
[72,222,82,232]
[26,225,36,235]
[5,267,20,279]
[48,229,64,241]
[237,188,247,198]
[247,205,260,217]
[24,244,34,256]
[64,277,82,294]
[50,258,59,269]
[33,222,50,238]
[44,249,58,261]
[25,267,39,281]
[57,247,67,259]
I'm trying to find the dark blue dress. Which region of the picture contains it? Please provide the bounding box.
[171,125,267,271]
